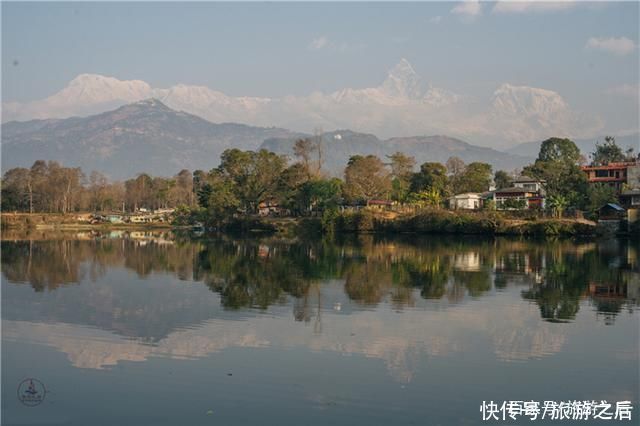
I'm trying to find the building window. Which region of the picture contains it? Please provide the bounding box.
[595,170,609,178]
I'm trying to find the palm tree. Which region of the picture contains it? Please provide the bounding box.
[547,194,568,218]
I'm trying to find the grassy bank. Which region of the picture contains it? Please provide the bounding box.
[0,213,172,230]
[328,208,597,237]
[1,209,599,237]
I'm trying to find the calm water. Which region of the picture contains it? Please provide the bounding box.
[2,231,638,425]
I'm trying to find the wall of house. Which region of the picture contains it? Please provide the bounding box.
[627,166,640,188]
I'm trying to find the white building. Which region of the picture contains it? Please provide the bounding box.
[448,193,482,210]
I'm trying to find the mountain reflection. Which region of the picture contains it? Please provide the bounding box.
[2,232,639,332]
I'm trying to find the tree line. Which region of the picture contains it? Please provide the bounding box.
[1,161,195,213]
[1,135,636,220]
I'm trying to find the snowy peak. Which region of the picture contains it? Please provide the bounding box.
[380,58,425,99]
[60,73,152,104]
[492,83,568,117]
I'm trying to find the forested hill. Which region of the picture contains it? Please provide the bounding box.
[1,99,303,180]
[262,130,533,176]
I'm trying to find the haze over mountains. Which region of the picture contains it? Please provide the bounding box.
[2,99,535,179]
[1,100,302,179]
[3,59,603,147]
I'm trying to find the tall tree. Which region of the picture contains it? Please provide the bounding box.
[344,155,391,203]
[218,148,287,213]
[493,170,513,190]
[410,162,449,196]
[388,152,416,202]
[445,156,466,177]
[591,136,626,165]
[1,168,31,212]
[451,162,492,194]
[293,138,315,179]
[523,137,587,208]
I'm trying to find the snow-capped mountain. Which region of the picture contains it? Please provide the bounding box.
[2,59,600,146]
[486,83,602,143]
[379,58,425,99]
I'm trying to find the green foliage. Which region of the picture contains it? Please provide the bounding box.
[591,136,626,165]
[410,162,448,196]
[407,188,443,208]
[537,137,581,164]
[218,148,287,213]
[388,152,416,202]
[493,170,513,190]
[547,194,569,218]
[202,170,241,227]
[523,137,587,209]
[296,178,342,214]
[498,198,527,210]
[451,162,493,194]
[586,183,618,214]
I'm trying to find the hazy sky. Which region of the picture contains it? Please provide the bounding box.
[2,1,639,142]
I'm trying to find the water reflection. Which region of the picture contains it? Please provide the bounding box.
[2,232,638,425]
[2,232,638,323]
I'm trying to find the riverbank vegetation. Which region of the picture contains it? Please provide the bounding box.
[1,135,636,236]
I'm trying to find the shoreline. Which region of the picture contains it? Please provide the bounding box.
[0,210,616,238]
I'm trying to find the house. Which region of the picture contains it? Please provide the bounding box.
[581,162,638,192]
[366,199,394,209]
[620,189,640,209]
[598,203,626,220]
[492,176,545,210]
[448,193,482,210]
[258,201,287,216]
[106,214,124,224]
[513,175,546,192]
[129,214,153,223]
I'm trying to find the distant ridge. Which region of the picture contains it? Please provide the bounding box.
[262,130,533,176]
[1,99,302,179]
[2,99,533,179]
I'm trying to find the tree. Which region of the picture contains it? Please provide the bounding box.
[523,137,587,208]
[445,156,465,177]
[296,178,342,214]
[388,152,415,202]
[408,188,443,208]
[452,162,492,194]
[410,162,448,196]
[592,136,626,165]
[172,169,194,206]
[547,194,569,218]
[1,168,31,212]
[494,170,513,190]
[218,148,287,213]
[293,138,315,179]
[537,137,581,164]
[202,170,240,227]
[344,155,391,203]
[586,183,618,214]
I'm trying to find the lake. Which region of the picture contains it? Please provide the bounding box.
[2,231,638,425]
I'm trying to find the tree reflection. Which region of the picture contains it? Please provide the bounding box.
[2,232,637,325]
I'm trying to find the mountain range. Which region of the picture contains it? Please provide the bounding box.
[2,59,603,146]
[262,131,532,176]
[2,99,534,179]
[1,100,302,179]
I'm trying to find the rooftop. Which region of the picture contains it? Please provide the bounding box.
[513,175,544,183]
